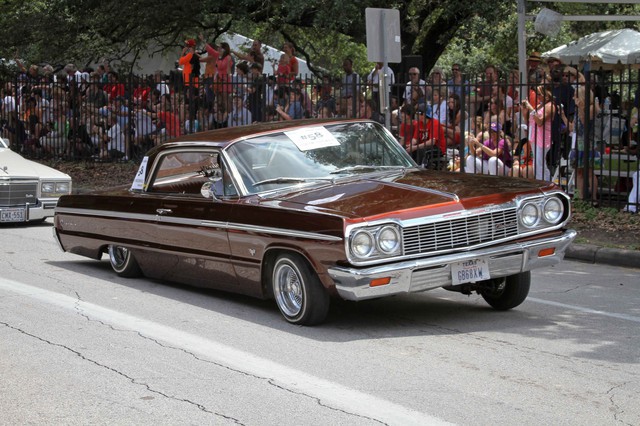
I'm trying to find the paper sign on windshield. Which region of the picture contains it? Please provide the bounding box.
[130,156,149,190]
[285,127,340,151]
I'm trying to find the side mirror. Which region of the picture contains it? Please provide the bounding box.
[200,181,213,198]
[201,178,223,200]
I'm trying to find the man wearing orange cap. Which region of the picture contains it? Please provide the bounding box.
[179,38,199,89]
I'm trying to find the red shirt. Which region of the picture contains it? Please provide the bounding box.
[277,63,291,85]
[418,117,447,153]
[399,120,418,148]
[133,87,150,105]
[104,83,125,99]
[158,111,181,138]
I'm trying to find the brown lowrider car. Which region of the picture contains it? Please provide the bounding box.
[53,119,576,325]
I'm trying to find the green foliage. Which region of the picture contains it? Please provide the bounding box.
[0,0,638,80]
[574,199,599,221]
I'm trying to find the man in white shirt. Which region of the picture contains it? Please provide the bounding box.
[392,67,425,127]
[64,63,83,86]
[404,67,425,106]
[154,71,170,96]
[105,114,127,160]
[1,84,16,116]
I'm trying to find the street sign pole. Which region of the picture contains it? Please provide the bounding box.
[366,8,401,130]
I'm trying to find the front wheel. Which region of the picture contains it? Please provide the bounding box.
[480,271,531,310]
[108,245,142,278]
[271,253,330,326]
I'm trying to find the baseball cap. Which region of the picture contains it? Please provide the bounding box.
[490,122,502,132]
[185,39,196,47]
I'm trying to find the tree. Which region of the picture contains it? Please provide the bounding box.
[0,0,637,78]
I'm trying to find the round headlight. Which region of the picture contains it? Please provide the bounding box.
[543,198,564,224]
[520,203,540,228]
[351,230,374,258]
[377,225,401,254]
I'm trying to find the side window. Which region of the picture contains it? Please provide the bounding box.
[150,151,220,195]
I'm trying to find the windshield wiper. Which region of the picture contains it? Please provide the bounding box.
[330,165,405,175]
[253,177,333,186]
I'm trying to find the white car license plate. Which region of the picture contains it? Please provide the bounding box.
[451,258,490,285]
[0,208,26,223]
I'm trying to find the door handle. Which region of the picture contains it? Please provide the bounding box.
[156,208,173,215]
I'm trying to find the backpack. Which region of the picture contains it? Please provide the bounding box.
[190,53,201,77]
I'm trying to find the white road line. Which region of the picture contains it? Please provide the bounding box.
[528,297,640,323]
[0,278,452,426]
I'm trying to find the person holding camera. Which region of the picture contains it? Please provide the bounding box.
[522,85,556,181]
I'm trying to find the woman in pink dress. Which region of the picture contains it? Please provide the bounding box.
[208,42,232,112]
[522,85,555,181]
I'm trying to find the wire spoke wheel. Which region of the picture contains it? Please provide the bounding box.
[271,253,329,325]
[274,262,304,317]
[108,245,142,278]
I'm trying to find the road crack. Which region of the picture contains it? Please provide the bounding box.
[607,381,633,425]
[72,304,385,424]
[0,321,244,425]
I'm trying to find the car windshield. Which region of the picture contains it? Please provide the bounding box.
[226,122,415,194]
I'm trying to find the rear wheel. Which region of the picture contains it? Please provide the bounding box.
[480,271,531,310]
[271,253,329,325]
[108,245,142,278]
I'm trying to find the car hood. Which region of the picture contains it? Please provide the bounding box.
[260,169,554,219]
[0,148,71,180]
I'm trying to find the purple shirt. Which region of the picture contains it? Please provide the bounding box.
[483,138,512,166]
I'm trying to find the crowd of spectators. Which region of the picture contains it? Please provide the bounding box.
[0,41,637,211]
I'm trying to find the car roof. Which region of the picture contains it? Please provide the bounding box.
[156,118,372,151]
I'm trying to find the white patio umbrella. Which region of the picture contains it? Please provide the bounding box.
[543,28,640,67]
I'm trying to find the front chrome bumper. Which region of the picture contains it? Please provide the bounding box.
[0,200,58,223]
[328,229,577,301]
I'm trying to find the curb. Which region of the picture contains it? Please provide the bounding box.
[566,244,640,269]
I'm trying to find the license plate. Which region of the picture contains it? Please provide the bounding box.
[0,208,26,223]
[451,258,490,285]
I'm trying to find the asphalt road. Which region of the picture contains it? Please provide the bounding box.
[1,221,639,425]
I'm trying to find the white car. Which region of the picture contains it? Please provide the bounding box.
[0,138,72,223]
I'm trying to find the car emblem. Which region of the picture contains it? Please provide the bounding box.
[249,248,256,257]
[26,194,34,198]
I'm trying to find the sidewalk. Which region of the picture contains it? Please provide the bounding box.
[566,243,640,269]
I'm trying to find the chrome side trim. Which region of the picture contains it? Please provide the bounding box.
[54,207,342,242]
[224,223,343,242]
[55,207,154,222]
[328,229,577,301]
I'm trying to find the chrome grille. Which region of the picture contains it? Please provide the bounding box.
[403,209,519,255]
[0,180,38,206]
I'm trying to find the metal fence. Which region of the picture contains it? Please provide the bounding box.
[0,66,638,211]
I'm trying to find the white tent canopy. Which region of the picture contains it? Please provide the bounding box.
[543,28,640,66]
